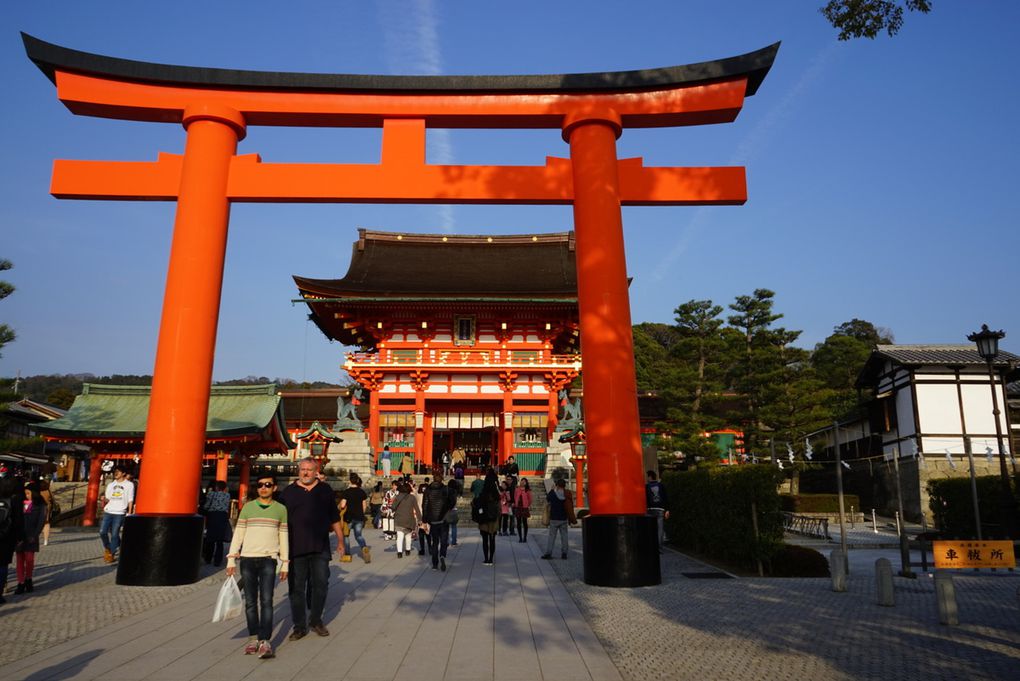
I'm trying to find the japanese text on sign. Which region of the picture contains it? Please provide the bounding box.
[933,540,1015,569]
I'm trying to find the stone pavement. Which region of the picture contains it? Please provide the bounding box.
[3,527,1019,681]
[1,527,619,681]
[543,543,1020,681]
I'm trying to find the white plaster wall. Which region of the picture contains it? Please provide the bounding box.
[921,436,966,457]
[426,385,449,393]
[959,382,1008,435]
[397,384,415,394]
[451,385,478,394]
[480,385,503,394]
[916,384,962,434]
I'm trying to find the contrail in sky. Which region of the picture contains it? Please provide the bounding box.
[649,41,844,281]
[377,0,455,232]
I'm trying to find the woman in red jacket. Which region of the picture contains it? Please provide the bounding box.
[513,478,533,543]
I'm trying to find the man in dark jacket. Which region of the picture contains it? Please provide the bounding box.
[278,457,344,639]
[421,472,453,571]
[645,470,670,553]
[541,479,576,560]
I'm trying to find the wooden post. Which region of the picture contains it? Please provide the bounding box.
[83,457,103,526]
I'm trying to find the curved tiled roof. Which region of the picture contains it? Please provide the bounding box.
[36,384,294,448]
[295,230,577,298]
[873,344,1020,366]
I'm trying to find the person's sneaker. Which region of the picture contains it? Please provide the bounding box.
[340,554,352,563]
[362,547,371,563]
[431,565,438,571]
[397,551,403,558]
[103,549,114,563]
[257,640,274,659]
[13,583,25,595]
[244,638,259,655]
[561,554,568,560]
[288,627,308,641]
[540,554,552,560]
[25,579,33,593]
[310,623,329,637]
[418,550,425,556]
[440,557,446,572]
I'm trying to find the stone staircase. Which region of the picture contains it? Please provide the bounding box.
[327,430,373,479]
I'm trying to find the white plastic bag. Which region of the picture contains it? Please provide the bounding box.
[212,577,243,622]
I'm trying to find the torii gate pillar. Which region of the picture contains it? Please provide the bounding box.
[566,113,659,585]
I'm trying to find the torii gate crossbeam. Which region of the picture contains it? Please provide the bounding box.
[24,33,778,588]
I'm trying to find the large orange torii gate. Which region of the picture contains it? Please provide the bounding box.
[24,33,777,587]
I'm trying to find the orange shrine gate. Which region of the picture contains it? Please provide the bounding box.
[23,33,777,587]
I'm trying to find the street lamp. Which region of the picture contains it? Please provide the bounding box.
[558,425,587,509]
[967,324,1016,538]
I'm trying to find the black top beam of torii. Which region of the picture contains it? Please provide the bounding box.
[23,32,779,98]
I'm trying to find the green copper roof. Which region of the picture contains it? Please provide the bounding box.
[37,384,294,448]
[295,420,344,442]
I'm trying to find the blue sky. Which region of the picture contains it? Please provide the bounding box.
[1,1,1017,383]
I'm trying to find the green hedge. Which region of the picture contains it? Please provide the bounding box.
[927,474,1019,539]
[780,493,861,514]
[768,544,830,577]
[663,465,784,568]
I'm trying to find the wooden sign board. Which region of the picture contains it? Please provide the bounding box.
[933,540,1016,569]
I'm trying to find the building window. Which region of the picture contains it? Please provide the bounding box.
[454,316,475,346]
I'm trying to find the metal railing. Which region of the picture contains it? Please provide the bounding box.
[783,511,831,539]
[345,349,581,369]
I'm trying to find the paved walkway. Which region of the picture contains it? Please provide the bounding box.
[1,528,619,681]
[3,527,1019,681]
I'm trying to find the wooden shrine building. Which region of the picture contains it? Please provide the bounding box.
[37,383,293,525]
[295,229,582,475]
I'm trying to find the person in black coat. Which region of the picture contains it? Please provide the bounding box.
[473,470,501,565]
[0,478,26,603]
[14,482,46,595]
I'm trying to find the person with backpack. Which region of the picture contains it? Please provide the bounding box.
[541,479,577,560]
[421,471,453,571]
[645,470,670,553]
[0,478,25,604]
[471,470,501,565]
